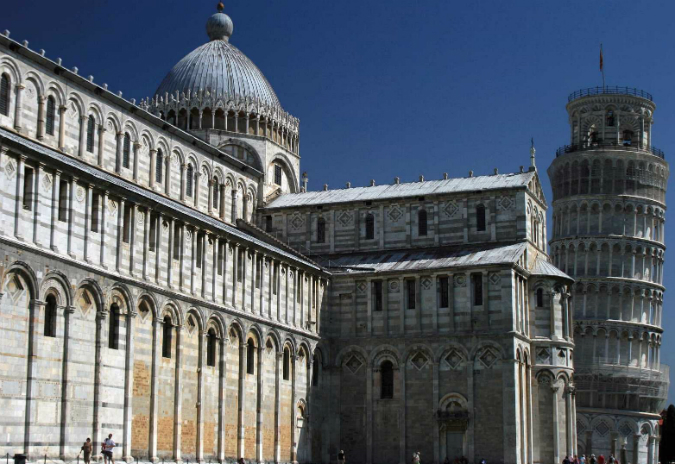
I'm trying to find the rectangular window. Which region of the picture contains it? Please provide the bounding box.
[472,274,483,306]
[108,308,119,350]
[91,193,100,232]
[173,223,181,260]
[149,214,157,251]
[217,241,224,276]
[23,167,34,211]
[58,180,68,222]
[297,275,302,303]
[273,263,278,295]
[406,279,416,310]
[237,249,244,282]
[256,258,262,288]
[439,277,449,308]
[122,203,132,243]
[196,233,203,268]
[265,215,273,233]
[274,164,282,185]
[373,280,383,311]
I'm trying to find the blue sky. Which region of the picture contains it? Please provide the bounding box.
[5,1,675,403]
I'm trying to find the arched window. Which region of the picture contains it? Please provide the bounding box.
[108,304,120,350]
[46,96,56,135]
[122,133,131,168]
[162,315,172,359]
[606,109,615,127]
[380,360,394,399]
[0,74,9,116]
[317,217,326,243]
[207,328,217,367]
[247,339,255,375]
[476,205,486,231]
[44,294,57,337]
[155,149,163,183]
[86,115,95,153]
[186,164,194,198]
[274,164,282,185]
[536,288,544,307]
[213,178,220,209]
[312,355,320,386]
[418,209,428,236]
[623,130,633,146]
[365,213,375,240]
[283,347,290,380]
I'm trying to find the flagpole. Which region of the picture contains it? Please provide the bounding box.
[600,43,605,90]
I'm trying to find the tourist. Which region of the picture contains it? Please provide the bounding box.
[581,455,587,464]
[103,434,116,464]
[608,455,616,464]
[564,455,571,464]
[599,454,606,464]
[479,459,486,464]
[338,450,345,464]
[80,438,92,464]
[590,454,597,464]
[444,456,450,464]
[413,451,421,464]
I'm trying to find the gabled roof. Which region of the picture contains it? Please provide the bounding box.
[264,171,537,209]
[319,242,528,274]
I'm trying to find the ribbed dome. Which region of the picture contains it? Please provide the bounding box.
[154,4,281,110]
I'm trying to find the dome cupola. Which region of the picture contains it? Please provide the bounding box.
[142,3,299,154]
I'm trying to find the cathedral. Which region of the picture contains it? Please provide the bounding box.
[0,4,666,464]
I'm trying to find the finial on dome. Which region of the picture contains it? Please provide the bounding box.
[206,3,233,41]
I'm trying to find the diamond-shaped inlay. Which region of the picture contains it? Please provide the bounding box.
[489,273,501,285]
[357,282,367,294]
[445,350,463,369]
[497,195,514,210]
[388,205,403,222]
[595,421,610,436]
[537,348,551,364]
[479,348,497,368]
[5,160,16,179]
[290,213,304,230]
[337,211,352,227]
[344,355,363,374]
[577,420,587,434]
[77,290,93,317]
[42,174,52,191]
[411,352,428,370]
[619,423,633,437]
[7,276,24,302]
[108,199,117,216]
[186,316,196,335]
[443,201,459,218]
[421,278,432,290]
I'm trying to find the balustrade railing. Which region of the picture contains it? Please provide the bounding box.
[556,142,665,159]
[568,86,653,102]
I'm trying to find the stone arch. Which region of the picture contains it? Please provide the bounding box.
[45,81,66,107]
[3,261,39,301]
[160,300,183,326]
[205,314,225,339]
[0,56,22,85]
[75,278,105,315]
[24,71,45,97]
[107,284,134,315]
[87,102,104,126]
[227,318,245,342]
[140,129,155,151]
[39,270,73,308]
[105,112,121,134]
[218,138,263,172]
[184,306,205,334]
[268,152,299,192]
[438,392,469,411]
[136,292,158,321]
[66,92,85,116]
[335,344,368,368]
[122,119,139,142]
[371,345,401,369]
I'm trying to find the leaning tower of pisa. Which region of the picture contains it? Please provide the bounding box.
[548,87,670,464]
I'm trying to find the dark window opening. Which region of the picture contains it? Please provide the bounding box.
[44,294,57,337]
[273,263,278,295]
[86,115,95,153]
[297,276,302,303]
[365,213,375,240]
[122,133,131,169]
[312,355,320,386]
[162,316,172,359]
[606,110,615,127]
[149,214,157,252]
[196,232,204,268]
[265,215,273,232]
[108,304,120,350]
[406,279,416,310]
[91,193,100,232]
[283,347,290,380]
[247,339,255,375]
[217,241,224,276]
[213,179,219,209]
[58,180,68,222]
[0,74,9,116]
[186,164,194,198]
[472,274,483,306]
[623,130,634,146]
[418,209,428,236]
[380,360,394,399]
[274,164,282,185]
[373,281,383,312]
[207,328,217,367]
[440,277,449,308]
[46,96,56,135]
[476,205,486,231]
[155,149,163,183]
[255,258,262,288]
[237,249,244,283]
[536,288,544,308]
[23,167,34,211]
[173,223,181,260]
[122,203,132,243]
[317,217,326,243]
